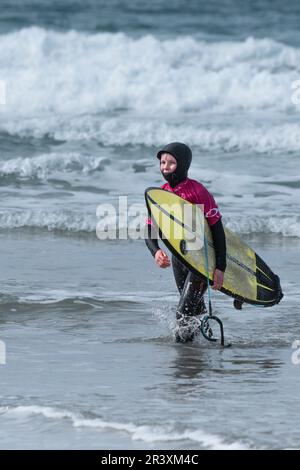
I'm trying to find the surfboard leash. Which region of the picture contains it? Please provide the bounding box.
[200,235,226,347]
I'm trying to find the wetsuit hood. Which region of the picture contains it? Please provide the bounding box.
[156,142,192,188]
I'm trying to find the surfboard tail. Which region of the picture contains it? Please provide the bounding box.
[255,254,284,306]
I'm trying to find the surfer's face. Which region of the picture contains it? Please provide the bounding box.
[160,153,177,175]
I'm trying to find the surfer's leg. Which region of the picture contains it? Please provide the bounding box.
[173,260,207,342]
[171,255,189,294]
[176,272,207,319]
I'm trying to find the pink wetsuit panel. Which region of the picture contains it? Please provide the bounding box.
[146,178,221,226]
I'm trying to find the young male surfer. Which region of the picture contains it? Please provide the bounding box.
[145,142,227,342]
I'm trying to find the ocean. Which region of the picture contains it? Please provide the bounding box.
[0,0,299,450]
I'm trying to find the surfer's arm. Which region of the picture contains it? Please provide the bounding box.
[144,223,170,267]
[144,222,160,258]
[210,218,227,272]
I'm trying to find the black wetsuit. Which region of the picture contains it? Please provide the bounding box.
[145,219,226,320]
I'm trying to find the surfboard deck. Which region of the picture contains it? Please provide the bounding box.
[145,187,283,307]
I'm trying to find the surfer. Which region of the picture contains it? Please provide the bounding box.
[145,142,227,342]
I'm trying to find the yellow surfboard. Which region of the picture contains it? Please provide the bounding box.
[145,187,283,307]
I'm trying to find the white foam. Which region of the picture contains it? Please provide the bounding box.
[225,215,300,238]
[0,209,96,232]
[0,29,298,115]
[0,209,299,238]
[5,116,300,154]
[0,152,109,179]
[0,405,248,449]
[0,29,300,151]
[16,289,166,305]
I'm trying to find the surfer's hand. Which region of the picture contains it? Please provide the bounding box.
[213,269,224,290]
[155,250,171,268]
